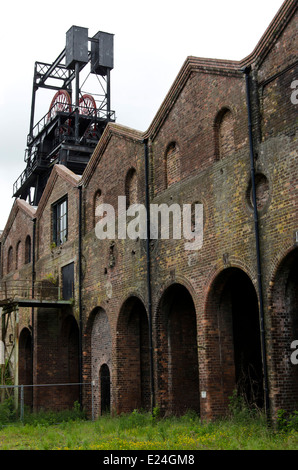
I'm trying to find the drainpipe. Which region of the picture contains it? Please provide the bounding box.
[143,138,155,414]
[243,66,270,419]
[31,218,36,386]
[78,185,83,407]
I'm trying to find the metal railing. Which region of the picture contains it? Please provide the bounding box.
[29,103,115,143]
[0,279,61,304]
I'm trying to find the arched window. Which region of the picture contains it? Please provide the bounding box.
[25,235,31,264]
[16,241,22,269]
[125,168,138,209]
[94,189,103,227]
[214,108,235,159]
[165,142,180,188]
[7,246,13,273]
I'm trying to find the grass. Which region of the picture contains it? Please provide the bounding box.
[0,405,297,450]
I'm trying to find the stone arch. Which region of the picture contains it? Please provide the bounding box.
[116,296,150,413]
[155,283,200,416]
[205,267,264,416]
[214,107,235,160]
[269,247,298,414]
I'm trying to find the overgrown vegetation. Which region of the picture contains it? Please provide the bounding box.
[0,396,297,450]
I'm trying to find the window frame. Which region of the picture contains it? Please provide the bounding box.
[52,196,68,247]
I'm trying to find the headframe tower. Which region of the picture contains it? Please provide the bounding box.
[13,26,115,206]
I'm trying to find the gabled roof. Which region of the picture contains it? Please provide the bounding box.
[71,0,297,187]
[239,0,297,68]
[144,56,242,141]
[1,198,37,242]
[35,164,80,218]
[143,0,296,141]
[81,122,143,187]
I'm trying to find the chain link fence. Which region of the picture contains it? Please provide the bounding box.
[0,382,96,425]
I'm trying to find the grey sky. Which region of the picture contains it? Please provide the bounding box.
[0,0,284,229]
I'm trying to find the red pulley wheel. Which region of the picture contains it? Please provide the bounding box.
[48,90,72,121]
[79,94,97,116]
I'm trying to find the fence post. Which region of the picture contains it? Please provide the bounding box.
[20,385,24,422]
[91,381,94,421]
[14,306,19,411]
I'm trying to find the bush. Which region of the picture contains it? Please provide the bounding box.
[228,389,262,423]
[0,398,17,425]
[277,409,298,432]
[23,401,86,426]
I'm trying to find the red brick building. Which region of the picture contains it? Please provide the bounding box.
[0,0,297,421]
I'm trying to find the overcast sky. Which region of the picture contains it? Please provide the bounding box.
[0,0,285,229]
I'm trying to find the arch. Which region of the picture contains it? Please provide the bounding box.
[16,241,22,270]
[100,364,111,414]
[7,246,13,273]
[156,283,200,415]
[269,247,298,413]
[116,296,150,413]
[205,267,264,415]
[90,307,112,417]
[214,107,235,160]
[165,141,180,188]
[19,328,33,409]
[125,167,138,208]
[25,235,31,264]
[94,189,103,227]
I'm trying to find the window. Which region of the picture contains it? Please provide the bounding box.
[25,236,31,264]
[165,142,180,188]
[53,197,68,246]
[7,246,13,273]
[214,108,235,160]
[125,168,138,209]
[16,241,21,269]
[94,189,103,227]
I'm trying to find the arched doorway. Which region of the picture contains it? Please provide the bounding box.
[100,364,111,414]
[90,307,112,417]
[270,249,298,413]
[117,297,150,413]
[19,328,33,409]
[206,268,264,414]
[156,283,200,415]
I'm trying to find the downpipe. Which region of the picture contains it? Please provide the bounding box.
[243,66,270,420]
[143,138,155,414]
[78,185,83,407]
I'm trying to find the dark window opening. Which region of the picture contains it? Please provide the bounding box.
[53,197,68,246]
[25,235,31,264]
[100,364,111,414]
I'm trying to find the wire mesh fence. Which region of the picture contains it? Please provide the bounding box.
[0,382,95,425]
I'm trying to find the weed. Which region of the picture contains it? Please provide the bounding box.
[277,409,298,432]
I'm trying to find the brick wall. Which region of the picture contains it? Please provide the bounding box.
[0,0,297,421]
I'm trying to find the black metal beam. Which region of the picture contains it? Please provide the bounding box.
[36,49,66,86]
